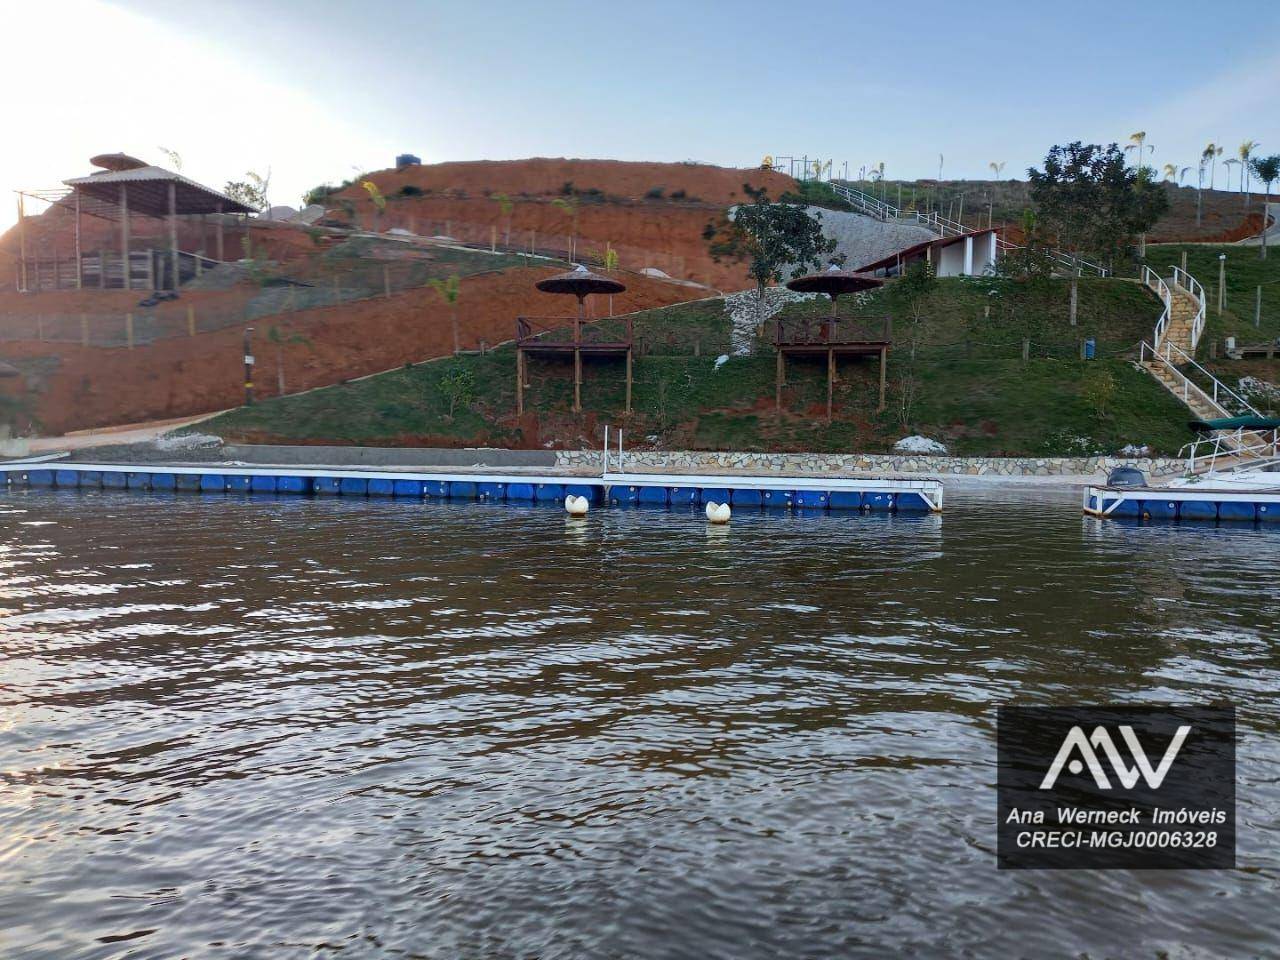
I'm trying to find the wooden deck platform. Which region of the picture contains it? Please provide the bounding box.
[774,315,892,418]
[516,316,633,414]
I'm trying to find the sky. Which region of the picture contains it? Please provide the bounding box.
[2,0,1279,229]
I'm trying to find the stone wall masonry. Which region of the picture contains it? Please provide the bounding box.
[555,448,1186,479]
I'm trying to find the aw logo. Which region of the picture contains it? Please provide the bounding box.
[1039,723,1192,790]
[997,705,1235,870]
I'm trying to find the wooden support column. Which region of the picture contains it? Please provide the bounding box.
[126,312,134,349]
[826,348,834,421]
[516,348,525,415]
[878,347,887,412]
[215,202,224,262]
[168,181,179,291]
[17,195,27,292]
[573,318,582,413]
[625,347,633,414]
[74,190,83,288]
[119,184,130,290]
[775,350,784,412]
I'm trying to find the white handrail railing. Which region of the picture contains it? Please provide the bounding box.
[1170,264,1206,350]
[1142,265,1173,347]
[1181,428,1280,474]
[1154,339,1259,415]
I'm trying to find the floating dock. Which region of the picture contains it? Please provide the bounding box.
[1083,484,1280,522]
[1,462,944,514]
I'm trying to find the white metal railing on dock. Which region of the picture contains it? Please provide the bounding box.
[1181,428,1280,475]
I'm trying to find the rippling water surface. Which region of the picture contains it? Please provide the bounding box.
[1,486,1278,959]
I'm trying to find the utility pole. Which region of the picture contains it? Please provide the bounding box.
[243,326,255,405]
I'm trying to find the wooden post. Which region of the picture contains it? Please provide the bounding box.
[145,248,155,291]
[383,265,391,298]
[168,181,180,292]
[573,322,582,412]
[17,194,27,292]
[187,306,196,337]
[98,249,106,289]
[125,313,134,349]
[1022,338,1030,362]
[826,348,834,421]
[80,313,89,347]
[119,184,130,290]
[775,349,784,412]
[216,203,225,262]
[491,225,497,252]
[625,339,633,414]
[36,315,44,341]
[74,189,83,288]
[877,347,887,412]
[516,348,525,415]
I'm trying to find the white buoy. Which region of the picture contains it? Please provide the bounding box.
[564,494,589,516]
[705,501,731,524]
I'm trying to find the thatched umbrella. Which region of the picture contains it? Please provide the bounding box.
[535,264,626,322]
[0,360,20,378]
[786,265,883,316]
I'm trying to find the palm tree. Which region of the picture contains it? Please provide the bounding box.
[1162,163,1178,182]
[1224,158,1240,194]
[1205,142,1223,189]
[1250,154,1280,259]
[1239,140,1260,203]
[1179,166,1191,185]
[1197,144,1216,226]
[989,161,1006,179]
[1125,131,1149,168]
[429,274,463,353]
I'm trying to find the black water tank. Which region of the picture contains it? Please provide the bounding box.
[1107,466,1146,487]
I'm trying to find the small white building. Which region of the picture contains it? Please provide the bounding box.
[856,228,1001,278]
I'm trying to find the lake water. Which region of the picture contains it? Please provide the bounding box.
[1,486,1278,959]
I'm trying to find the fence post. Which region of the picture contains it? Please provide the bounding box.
[81,313,89,347]
[383,265,391,299]
[1022,338,1030,362]
[36,314,44,341]
[187,306,196,337]
[126,313,134,349]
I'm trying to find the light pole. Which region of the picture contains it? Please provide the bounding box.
[243,326,255,405]
[1218,254,1227,315]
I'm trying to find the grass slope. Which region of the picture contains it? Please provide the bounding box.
[205,276,1196,456]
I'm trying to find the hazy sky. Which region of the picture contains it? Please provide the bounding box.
[3,0,1279,229]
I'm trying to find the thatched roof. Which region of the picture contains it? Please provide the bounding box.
[786,265,884,297]
[0,360,22,378]
[535,264,626,298]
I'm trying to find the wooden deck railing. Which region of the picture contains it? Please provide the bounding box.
[516,315,633,348]
[774,314,892,346]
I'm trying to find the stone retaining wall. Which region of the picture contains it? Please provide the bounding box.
[555,449,1185,478]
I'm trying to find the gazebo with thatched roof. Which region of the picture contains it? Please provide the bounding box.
[516,265,632,415]
[778,266,893,419]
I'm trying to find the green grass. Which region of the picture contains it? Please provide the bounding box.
[1143,243,1280,343]
[204,275,1200,456]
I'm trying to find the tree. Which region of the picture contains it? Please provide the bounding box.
[989,160,1006,179]
[265,324,312,396]
[1197,144,1215,226]
[438,367,475,419]
[1249,155,1280,260]
[1124,131,1150,169]
[1162,163,1178,182]
[224,169,271,213]
[430,274,463,353]
[157,146,183,171]
[1239,139,1260,203]
[602,245,620,314]
[1027,141,1169,268]
[707,185,842,325]
[887,259,937,360]
[1081,367,1116,419]
[361,180,386,231]
[491,192,515,249]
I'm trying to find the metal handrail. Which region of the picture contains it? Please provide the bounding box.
[1154,338,1259,415]
[1139,340,1225,417]
[1170,264,1206,350]
[1180,428,1280,474]
[1142,265,1173,347]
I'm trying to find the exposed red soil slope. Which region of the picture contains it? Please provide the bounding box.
[5,267,696,435]
[354,158,794,207]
